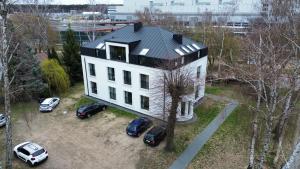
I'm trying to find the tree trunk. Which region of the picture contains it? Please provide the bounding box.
[165,95,179,152]
[273,92,292,164]
[258,85,277,169]
[293,112,300,147]
[1,2,13,168]
[248,81,262,169]
[248,35,263,169]
[3,31,12,169]
[258,116,273,169]
[217,31,225,77]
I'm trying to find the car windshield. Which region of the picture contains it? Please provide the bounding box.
[0,115,4,120]
[32,149,45,157]
[128,125,137,131]
[41,104,49,107]
[145,134,154,141]
[78,106,87,112]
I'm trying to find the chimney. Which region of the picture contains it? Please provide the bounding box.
[134,22,143,32]
[173,34,182,44]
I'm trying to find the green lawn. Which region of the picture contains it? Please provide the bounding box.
[188,84,298,169]
[136,97,225,169]
[188,104,251,169]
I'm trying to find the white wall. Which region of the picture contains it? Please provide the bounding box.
[114,0,262,14]
[81,52,208,121]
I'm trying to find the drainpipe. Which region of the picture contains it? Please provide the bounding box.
[163,73,166,121]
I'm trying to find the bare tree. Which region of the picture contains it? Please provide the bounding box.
[1,0,14,167]
[220,0,300,168]
[153,60,194,151]
[135,7,153,25]
[0,1,54,168]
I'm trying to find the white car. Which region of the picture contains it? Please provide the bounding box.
[14,142,48,166]
[39,97,60,112]
[0,113,6,127]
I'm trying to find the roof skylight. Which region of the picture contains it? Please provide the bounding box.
[175,49,185,56]
[96,43,104,49]
[181,46,190,53]
[192,44,201,50]
[139,48,149,55]
[186,45,195,51]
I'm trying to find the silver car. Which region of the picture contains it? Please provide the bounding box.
[39,97,60,112]
[0,113,6,127]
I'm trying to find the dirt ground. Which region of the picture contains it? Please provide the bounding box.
[11,91,162,169]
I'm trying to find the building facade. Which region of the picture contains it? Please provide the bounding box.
[80,23,208,121]
[109,0,265,25]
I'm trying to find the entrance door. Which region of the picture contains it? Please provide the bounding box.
[181,102,186,116]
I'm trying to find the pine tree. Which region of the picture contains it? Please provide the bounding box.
[51,47,61,64]
[62,25,82,85]
[47,48,52,59]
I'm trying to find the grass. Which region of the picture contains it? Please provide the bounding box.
[136,97,225,169]
[188,104,251,169]
[173,98,225,154]
[205,86,224,95]
[188,83,297,169]
[108,107,138,119]
[74,96,96,109]
[0,101,39,168]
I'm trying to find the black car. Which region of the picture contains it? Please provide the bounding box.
[143,125,166,146]
[76,103,107,119]
[126,117,152,137]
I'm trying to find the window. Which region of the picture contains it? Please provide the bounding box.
[140,74,149,89]
[181,102,186,116]
[108,67,115,81]
[124,91,132,105]
[109,87,116,100]
[195,85,200,99]
[197,66,201,78]
[110,46,126,62]
[91,82,97,94]
[141,95,149,110]
[89,63,95,76]
[124,70,131,85]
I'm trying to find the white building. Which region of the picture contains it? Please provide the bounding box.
[80,22,208,121]
[109,0,266,25]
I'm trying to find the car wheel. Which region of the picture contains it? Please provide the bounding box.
[27,161,34,166]
[87,113,91,118]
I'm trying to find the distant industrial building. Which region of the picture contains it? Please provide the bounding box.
[108,0,267,26]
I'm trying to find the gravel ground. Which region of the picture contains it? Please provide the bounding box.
[11,93,151,169]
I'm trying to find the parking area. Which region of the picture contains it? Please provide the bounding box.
[10,92,164,169]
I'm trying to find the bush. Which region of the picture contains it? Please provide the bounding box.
[41,59,70,94]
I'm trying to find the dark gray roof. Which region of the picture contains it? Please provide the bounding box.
[83,25,206,59]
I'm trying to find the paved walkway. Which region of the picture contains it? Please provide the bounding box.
[282,142,300,169]
[169,94,239,169]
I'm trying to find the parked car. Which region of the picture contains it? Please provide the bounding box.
[126,117,152,137]
[76,103,107,119]
[143,125,166,146]
[38,97,46,104]
[0,113,6,127]
[14,141,48,166]
[39,97,60,112]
